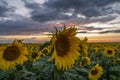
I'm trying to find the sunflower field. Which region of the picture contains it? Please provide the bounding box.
[0,26,120,80]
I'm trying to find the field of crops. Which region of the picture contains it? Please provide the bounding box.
[0,26,120,80]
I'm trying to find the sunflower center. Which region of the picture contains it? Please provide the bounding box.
[91,68,98,75]
[111,59,114,62]
[3,46,20,61]
[43,49,48,54]
[40,54,44,57]
[55,35,71,57]
[107,50,112,54]
[31,52,38,59]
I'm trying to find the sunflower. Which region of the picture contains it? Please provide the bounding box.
[42,46,51,54]
[88,64,103,80]
[93,47,99,54]
[0,40,28,71]
[103,47,115,57]
[79,37,88,57]
[110,59,116,64]
[48,26,80,71]
[30,51,46,62]
[39,51,46,58]
[79,57,90,67]
[30,51,40,62]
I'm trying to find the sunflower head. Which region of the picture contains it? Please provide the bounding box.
[39,52,46,57]
[79,43,88,57]
[31,52,38,59]
[93,47,99,54]
[55,35,71,57]
[111,59,116,64]
[42,46,51,55]
[48,25,80,71]
[42,48,48,54]
[30,52,40,62]
[88,64,103,80]
[79,57,90,67]
[104,47,115,57]
[0,40,28,71]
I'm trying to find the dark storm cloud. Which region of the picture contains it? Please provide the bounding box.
[22,0,41,10]
[85,26,104,31]
[23,0,74,23]
[77,26,104,33]
[44,0,104,17]
[23,0,120,23]
[99,29,120,34]
[90,15,117,23]
[77,28,120,34]
[77,31,87,33]
[0,0,15,17]
[109,21,120,24]
[44,0,120,18]
[44,0,118,8]
[0,15,52,35]
[78,26,104,31]
[0,0,120,36]
[0,0,52,35]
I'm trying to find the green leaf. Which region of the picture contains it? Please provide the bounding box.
[110,66,120,72]
[75,67,89,73]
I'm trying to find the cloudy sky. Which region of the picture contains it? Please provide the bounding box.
[0,0,120,43]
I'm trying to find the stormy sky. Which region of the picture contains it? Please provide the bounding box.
[0,0,120,43]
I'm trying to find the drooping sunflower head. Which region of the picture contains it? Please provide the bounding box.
[82,37,88,42]
[30,51,40,62]
[88,64,103,80]
[42,46,51,55]
[48,25,80,71]
[79,42,88,57]
[0,40,28,71]
[79,57,90,67]
[39,51,46,58]
[103,47,115,57]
